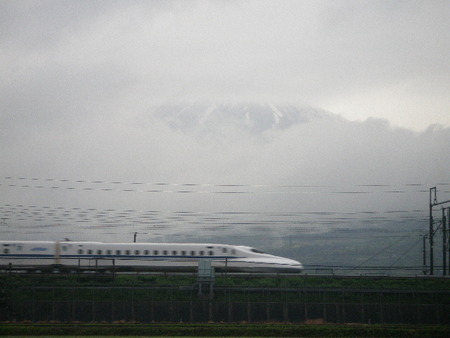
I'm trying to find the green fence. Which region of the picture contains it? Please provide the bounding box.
[2,286,450,324]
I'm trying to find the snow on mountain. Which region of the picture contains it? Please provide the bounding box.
[151,102,332,135]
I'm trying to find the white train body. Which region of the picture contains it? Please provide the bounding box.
[0,241,303,273]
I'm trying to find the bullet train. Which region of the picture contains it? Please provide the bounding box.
[0,241,303,273]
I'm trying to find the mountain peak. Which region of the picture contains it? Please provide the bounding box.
[151,101,331,135]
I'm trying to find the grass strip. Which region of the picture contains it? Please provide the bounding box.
[1,323,450,337]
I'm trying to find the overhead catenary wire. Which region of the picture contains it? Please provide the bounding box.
[388,235,423,267]
[0,203,427,225]
[345,228,422,273]
[2,176,449,194]
[1,175,438,276]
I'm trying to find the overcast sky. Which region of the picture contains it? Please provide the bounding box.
[1,1,450,249]
[1,0,449,131]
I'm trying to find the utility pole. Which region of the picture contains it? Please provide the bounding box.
[423,233,428,275]
[428,187,450,275]
[443,208,447,276]
[429,187,436,275]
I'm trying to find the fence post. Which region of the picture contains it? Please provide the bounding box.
[52,288,55,321]
[304,290,308,322]
[111,288,115,322]
[32,287,35,322]
[379,292,384,323]
[71,287,75,322]
[131,288,135,321]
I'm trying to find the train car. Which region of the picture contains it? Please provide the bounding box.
[0,240,303,273]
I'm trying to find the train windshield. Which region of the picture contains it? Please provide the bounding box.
[250,248,266,254]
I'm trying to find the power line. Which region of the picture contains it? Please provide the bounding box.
[345,229,421,273]
[389,236,423,267]
[2,176,449,194]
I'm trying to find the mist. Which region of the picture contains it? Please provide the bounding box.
[1,1,450,273]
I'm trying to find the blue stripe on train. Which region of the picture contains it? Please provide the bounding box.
[0,254,239,260]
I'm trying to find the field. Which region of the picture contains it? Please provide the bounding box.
[1,322,450,337]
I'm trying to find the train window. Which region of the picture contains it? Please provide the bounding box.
[135,250,140,255]
[190,251,195,256]
[16,245,22,251]
[116,250,121,255]
[172,250,177,255]
[62,246,67,251]
[153,250,159,255]
[3,249,9,254]
[78,249,83,254]
[199,251,204,256]
[208,251,214,256]
[97,250,102,255]
[144,250,149,255]
[250,248,266,254]
[222,248,227,253]
[88,249,93,254]
[106,250,112,255]
[125,250,130,255]
[163,250,168,255]
[181,251,186,256]
[231,249,236,255]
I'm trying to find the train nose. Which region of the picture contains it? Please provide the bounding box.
[295,264,304,272]
[280,258,303,273]
[289,260,304,273]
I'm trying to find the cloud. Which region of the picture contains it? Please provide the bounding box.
[1,0,450,258]
[2,103,449,213]
[1,1,449,131]
[1,101,449,276]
